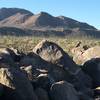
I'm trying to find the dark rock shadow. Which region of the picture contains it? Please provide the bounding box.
[0,83,22,100]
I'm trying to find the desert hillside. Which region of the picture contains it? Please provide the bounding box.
[0,8,100,38]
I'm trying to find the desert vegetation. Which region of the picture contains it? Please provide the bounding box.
[0,35,100,55]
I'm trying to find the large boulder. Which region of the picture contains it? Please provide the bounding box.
[20,54,83,91]
[0,63,38,100]
[73,46,100,64]
[20,59,92,97]
[20,53,51,71]
[71,41,90,56]
[49,65,74,82]
[33,40,92,88]
[20,53,74,84]
[0,47,22,67]
[82,58,100,88]
[20,41,93,99]
[3,48,22,62]
[33,40,79,73]
[0,48,15,66]
[50,81,79,100]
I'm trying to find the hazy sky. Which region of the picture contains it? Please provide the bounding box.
[0,0,100,29]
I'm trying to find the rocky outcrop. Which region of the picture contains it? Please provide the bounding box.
[33,40,92,89]
[0,7,96,30]
[0,40,100,99]
[83,58,100,88]
[0,47,22,67]
[33,40,80,73]
[72,46,100,64]
[0,8,33,21]
[0,63,38,100]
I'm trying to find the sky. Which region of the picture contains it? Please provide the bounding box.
[0,0,100,29]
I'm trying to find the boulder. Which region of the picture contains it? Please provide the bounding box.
[50,81,79,100]
[71,41,89,56]
[20,41,93,99]
[33,40,79,73]
[73,46,100,64]
[20,53,74,83]
[0,48,15,66]
[0,63,38,100]
[20,53,51,71]
[20,54,54,85]
[35,88,49,100]
[33,40,92,89]
[83,58,100,88]
[21,40,92,96]
[0,47,22,68]
[20,58,92,96]
[49,65,75,82]
[20,55,80,90]
[4,48,22,62]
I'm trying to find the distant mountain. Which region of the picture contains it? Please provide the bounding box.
[0,7,99,38]
[57,16,96,30]
[0,8,33,21]
[22,12,63,27]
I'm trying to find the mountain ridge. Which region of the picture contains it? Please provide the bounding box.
[0,7,99,38]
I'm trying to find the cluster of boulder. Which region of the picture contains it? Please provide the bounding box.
[71,42,100,65]
[0,40,100,100]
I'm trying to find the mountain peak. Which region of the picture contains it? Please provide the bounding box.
[0,7,97,30]
[0,7,33,14]
[0,8,33,21]
[39,12,49,15]
[0,7,99,37]
[37,11,54,18]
